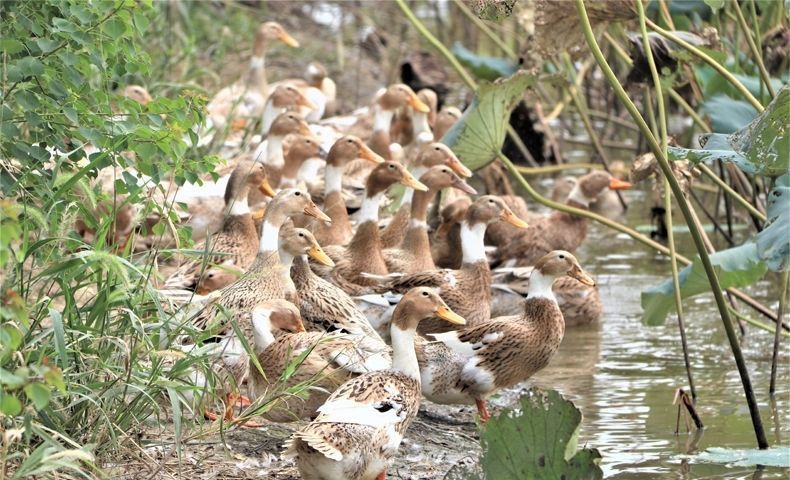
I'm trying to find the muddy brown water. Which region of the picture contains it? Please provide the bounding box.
[125,183,788,480]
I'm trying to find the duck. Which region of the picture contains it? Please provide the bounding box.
[277,226,336,304]
[379,142,472,249]
[163,161,275,291]
[313,135,385,246]
[489,266,603,326]
[430,196,472,269]
[248,299,390,422]
[421,251,595,421]
[120,85,153,105]
[283,287,465,480]
[434,106,462,140]
[277,134,324,189]
[373,195,527,333]
[250,111,312,170]
[321,161,428,294]
[261,84,317,138]
[189,188,330,333]
[206,21,299,133]
[368,84,431,158]
[268,61,336,123]
[383,166,477,273]
[494,170,632,267]
[392,88,438,147]
[484,194,532,252]
[550,173,625,217]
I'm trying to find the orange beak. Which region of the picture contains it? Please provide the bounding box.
[407,92,431,113]
[304,201,332,223]
[293,321,306,333]
[308,244,335,267]
[567,264,596,286]
[447,156,473,178]
[453,178,477,195]
[258,179,276,197]
[500,208,528,228]
[231,118,247,131]
[359,144,385,164]
[609,177,633,190]
[400,172,429,191]
[434,305,466,325]
[278,30,299,48]
[251,207,266,221]
[298,120,313,137]
[297,92,317,111]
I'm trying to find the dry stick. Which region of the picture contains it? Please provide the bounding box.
[583,0,767,448]
[564,56,628,209]
[770,271,789,394]
[732,0,776,99]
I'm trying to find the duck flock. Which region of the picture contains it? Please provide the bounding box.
[80,21,635,480]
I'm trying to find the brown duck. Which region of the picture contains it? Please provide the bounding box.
[425,251,595,421]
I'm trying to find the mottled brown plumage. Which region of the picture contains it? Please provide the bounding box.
[431,196,471,269]
[424,251,595,421]
[284,288,464,480]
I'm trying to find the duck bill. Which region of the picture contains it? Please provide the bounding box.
[195,287,210,296]
[304,202,332,223]
[278,31,300,48]
[567,265,596,286]
[258,179,276,197]
[400,173,428,191]
[231,117,247,131]
[447,155,473,178]
[293,321,306,333]
[251,207,266,221]
[609,177,633,190]
[453,179,477,195]
[359,144,385,164]
[435,305,466,325]
[308,245,335,267]
[297,93,317,111]
[298,121,313,137]
[408,93,431,113]
[500,209,528,228]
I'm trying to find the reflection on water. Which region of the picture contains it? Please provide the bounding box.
[507,188,789,479]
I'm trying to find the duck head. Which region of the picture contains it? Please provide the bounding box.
[568,171,632,207]
[392,287,466,331]
[225,161,275,206]
[327,135,385,168]
[279,227,335,267]
[378,84,430,113]
[417,143,472,178]
[419,165,477,195]
[254,22,299,56]
[251,299,305,351]
[267,188,331,224]
[434,106,462,140]
[269,112,312,138]
[366,161,428,196]
[467,195,529,229]
[121,85,152,105]
[532,250,595,293]
[269,84,317,111]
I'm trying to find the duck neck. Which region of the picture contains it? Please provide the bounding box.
[324,164,344,195]
[401,188,434,259]
[399,165,428,207]
[281,154,306,186]
[250,312,276,353]
[259,208,287,254]
[244,55,268,96]
[528,270,557,302]
[225,185,252,217]
[389,325,420,379]
[357,191,385,225]
[373,108,395,133]
[265,135,284,168]
[412,112,431,138]
[261,101,282,136]
[566,183,592,209]
[460,221,487,265]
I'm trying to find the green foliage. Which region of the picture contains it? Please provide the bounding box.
[452,43,518,81]
[668,85,789,177]
[641,242,768,325]
[442,70,539,171]
[700,95,757,133]
[687,446,790,467]
[445,389,602,480]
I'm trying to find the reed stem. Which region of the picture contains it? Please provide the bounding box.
[770,271,789,394]
[577,0,768,448]
[732,0,776,99]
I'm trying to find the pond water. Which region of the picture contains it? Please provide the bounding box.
[515,182,790,479]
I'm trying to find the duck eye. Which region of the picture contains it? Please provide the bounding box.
[298,233,304,237]
[294,191,301,196]
[388,164,395,170]
[434,146,440,151]
[347,139,353,143]
[559,254,565,259]
[421,291,429,297]
[488,199,494,204]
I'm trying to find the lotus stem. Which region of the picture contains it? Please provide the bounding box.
[514,163,602,175]
[770,271,789,394]
[732,0,776,99]
[577,0,768,448]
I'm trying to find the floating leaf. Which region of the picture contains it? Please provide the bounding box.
[442,70,538,171]
[452,43,518,81]
[669,85,789,177]
[756,174,790,271]
[641,242,768,325]
[700,95,757,133]
[446,388,603,479]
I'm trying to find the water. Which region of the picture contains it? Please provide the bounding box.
[519,185,789,479]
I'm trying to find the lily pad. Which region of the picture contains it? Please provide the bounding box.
[442,70,538,171]
[755,173,790,271]
[683,446,790,468]
[452,43,518,81]
[700,95,758,133]
[445,388,603,479]
[669,84,789,178]
[641,242,768,325]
